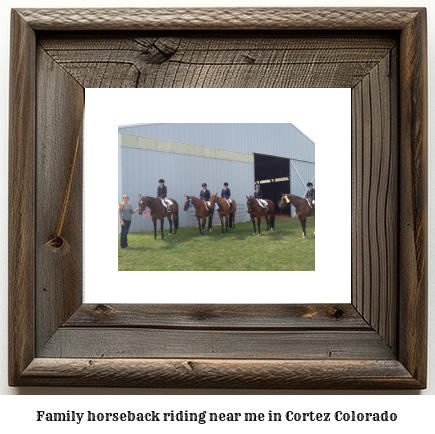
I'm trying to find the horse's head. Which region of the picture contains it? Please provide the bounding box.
[246,195,255,213]
[183,195,190,211]
[138,194,148,215]
[279,194,288,209]
[209,193,218,207]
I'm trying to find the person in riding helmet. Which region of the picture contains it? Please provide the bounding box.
[200,182,211,212]
[157,179,171,213]
[221,182,233,211]
[305,182,315,208]
[254,185,268,210]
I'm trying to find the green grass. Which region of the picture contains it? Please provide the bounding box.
[118,217,315,271]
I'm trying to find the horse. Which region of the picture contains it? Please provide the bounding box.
[138,195,179,240]
[246,196,275,236]
[183,195,214,236]
[279,194,315,238]
[208,193,236,234]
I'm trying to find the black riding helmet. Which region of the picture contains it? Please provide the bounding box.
[223,182,228,186]
[159,179,165,183]
[202,183,207,187]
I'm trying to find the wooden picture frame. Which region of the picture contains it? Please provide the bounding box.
[9,8,427,389]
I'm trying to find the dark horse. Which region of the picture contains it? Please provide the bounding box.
[138,195,179,240]
[208,193,236,234]
[183,195,214,236]
[279,194,315,238]
[246,196,275,236]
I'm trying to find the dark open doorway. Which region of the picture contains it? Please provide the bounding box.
[254,153,291,213]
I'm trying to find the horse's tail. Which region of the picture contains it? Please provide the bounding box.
[229,211,233,228]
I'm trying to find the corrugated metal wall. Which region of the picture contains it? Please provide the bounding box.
[119,123,314,163]
[289,160,316,216]
[120,147,254,233]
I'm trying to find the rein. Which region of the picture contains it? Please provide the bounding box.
[142,197,159,213]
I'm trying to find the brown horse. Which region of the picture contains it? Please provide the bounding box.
[183,195,214,236]
[246,196,275,236]
[138,195,179,240]
[209,193,236,234]
[279,194,315,238]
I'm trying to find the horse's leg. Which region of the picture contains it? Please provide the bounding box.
[225,214,229,234]
[233,210,236,231]
[208,211,213,232]
[167,215,172,235]
[152,216,157,240]
[220,213,224,234]
[201,212,206,235]
[258,216,261,236]
[197,216,202,236]
[173,210,178,234]
[272,209,276,231]
[266,213,270,231]
[161,217,164,240]
[252,215,256,235]
[301,217,306,238]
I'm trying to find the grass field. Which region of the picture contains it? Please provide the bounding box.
[118,217,315,271]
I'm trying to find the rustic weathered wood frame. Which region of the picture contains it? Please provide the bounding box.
[9,8,427,388]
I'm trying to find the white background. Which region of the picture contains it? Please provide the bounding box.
[84,88,351,304]
[0,0,434,420]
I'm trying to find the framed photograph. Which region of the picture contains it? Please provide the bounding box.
[85,88,350,303]
[9,8,427,388]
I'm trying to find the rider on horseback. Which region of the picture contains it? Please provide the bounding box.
[254,185,268,211]
[305,182,315,209]
[157,179,171,213]
[200,182,211,213]
[221,182,234,211]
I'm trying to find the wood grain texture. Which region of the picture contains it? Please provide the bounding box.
[8,10,36,386]
[38,329,395,360]
[351,51,398,352]
[65,304,369,329]
[17,358,420,389]
[38,33,396,88]
[398,8,428,386]
[16,8,422,31]
[8,7,427,389]
[35,47,84,354]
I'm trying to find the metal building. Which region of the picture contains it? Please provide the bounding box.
[118,123,315,233]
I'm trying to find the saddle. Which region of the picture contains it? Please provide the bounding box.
[161,198,173,212]
[257,199,268,211]
[306,198,315,210]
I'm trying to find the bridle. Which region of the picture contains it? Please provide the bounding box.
[183,196,191,211]
[247,197,256,212]
[279,195,288,208]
